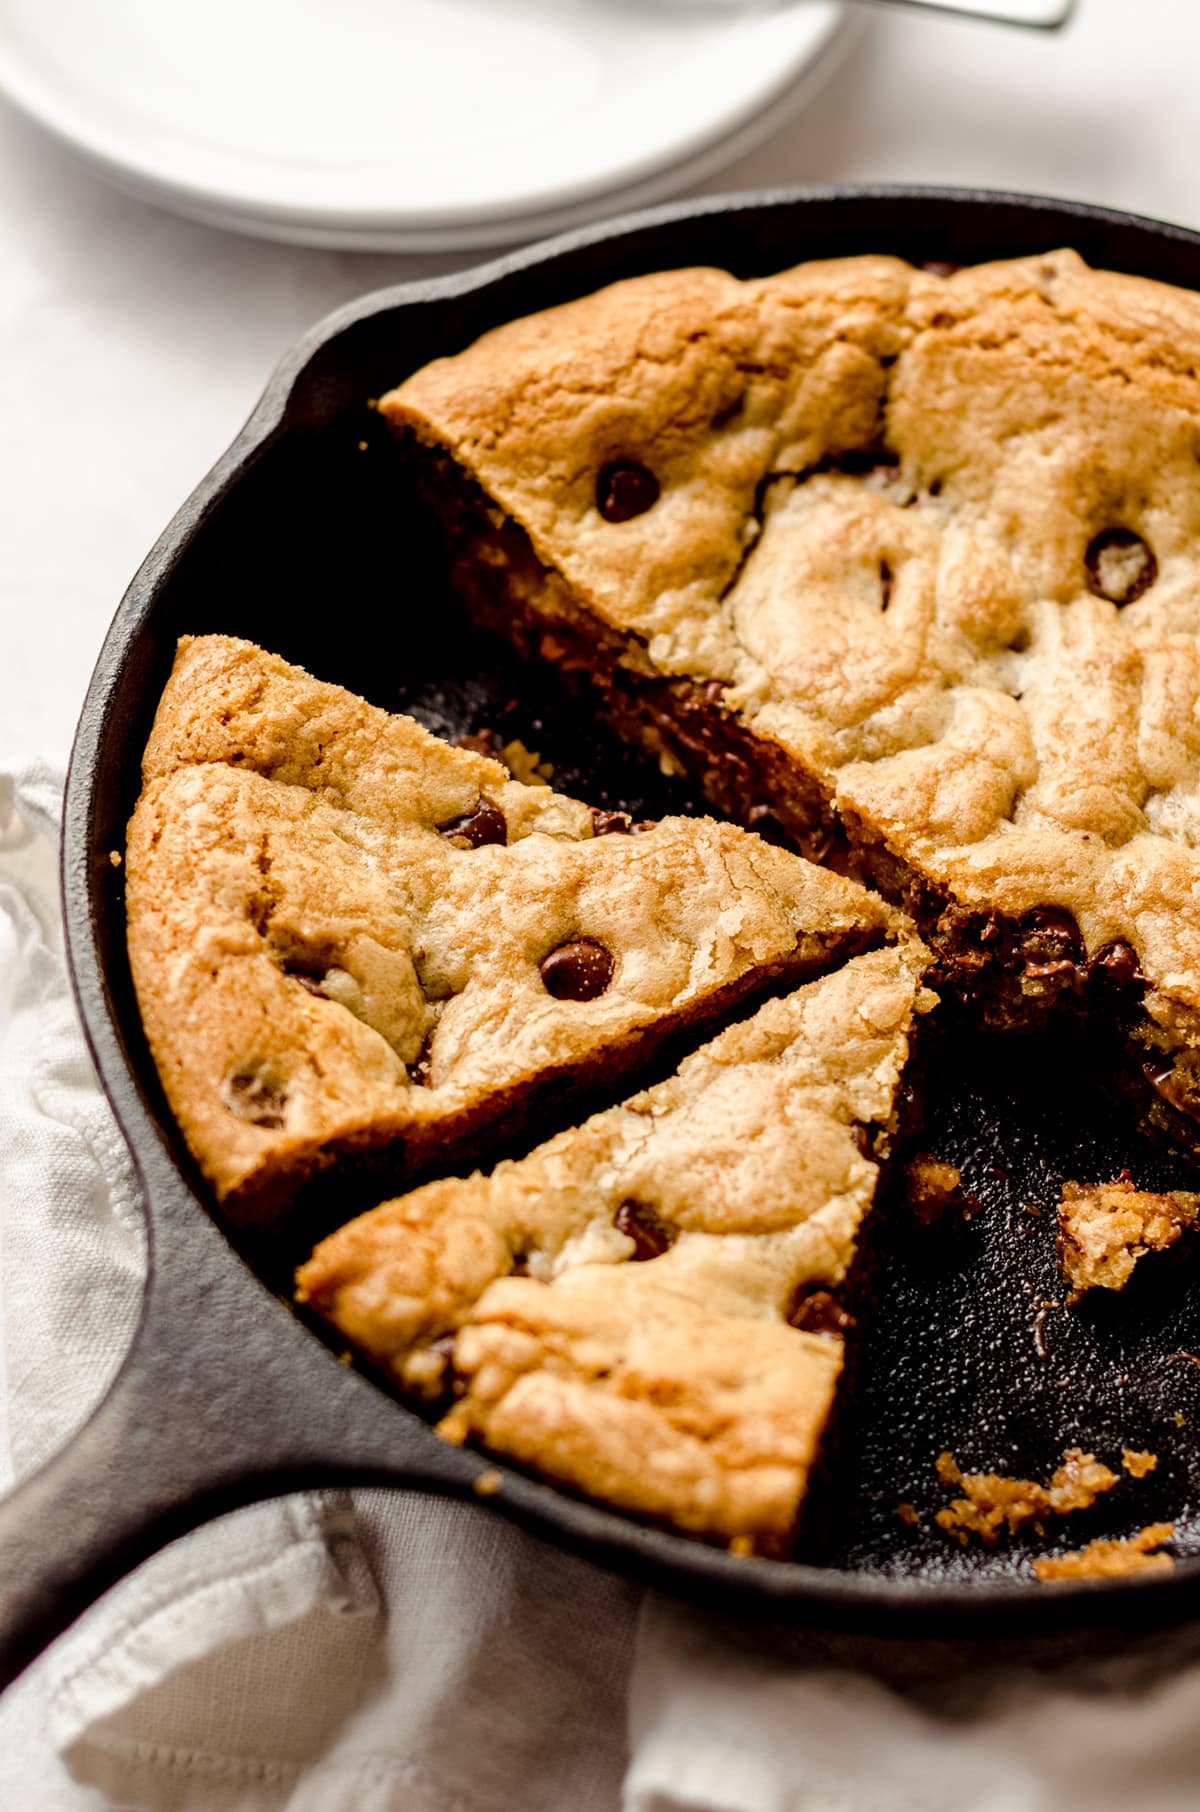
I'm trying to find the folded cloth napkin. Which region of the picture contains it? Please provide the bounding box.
[4,764,1200,1812]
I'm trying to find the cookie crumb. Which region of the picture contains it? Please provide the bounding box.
[1034,1523,1174,1582]
[473,1468,503,1498]
[1122,1448,1158,1479]
[896,1501,920,1527]
[934,1448,1119,1547]
[501,738,554,787]
[109,849,122,868]
[1057,1176,1199,1299]
[729,1534,755,1557]
[903,1154,979,1229]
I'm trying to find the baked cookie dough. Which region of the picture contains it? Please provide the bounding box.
[298,942,932,1553]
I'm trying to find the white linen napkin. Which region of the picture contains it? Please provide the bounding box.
[4,762,1200,1812]
[0,766,636,1812]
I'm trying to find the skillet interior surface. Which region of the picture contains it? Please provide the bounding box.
[63,188,1200,1631]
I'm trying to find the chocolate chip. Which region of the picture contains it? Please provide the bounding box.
[1088,939,1143,992]
[1020,906,1085,971]
[224,1065,288,1129]
[921,259,961,277]
[614,1200,676,1261]
[596,460,660,523]
[540,939,615,1001]
[788,1289,854,1337]
[1084,528,1157,606]
[407,1037,433,1088]
[591,808,634,836]
[294,974,326,998]
[438,796,507,850]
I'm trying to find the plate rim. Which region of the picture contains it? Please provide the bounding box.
[0,0,849,247]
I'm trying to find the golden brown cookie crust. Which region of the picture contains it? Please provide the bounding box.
[127,635,905,1211]
[298,944,932,1551]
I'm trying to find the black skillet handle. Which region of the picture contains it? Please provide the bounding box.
[0,1165,471,1693]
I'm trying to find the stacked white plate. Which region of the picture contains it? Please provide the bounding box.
[0,0,852,251]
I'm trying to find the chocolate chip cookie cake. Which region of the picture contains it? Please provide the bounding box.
[297,942,932,1553]
[384,249,1200,1157]
[125,244,1200,1561]
[127,634,903,1217]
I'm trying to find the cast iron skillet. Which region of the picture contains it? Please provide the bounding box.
[5,186,1200,1691]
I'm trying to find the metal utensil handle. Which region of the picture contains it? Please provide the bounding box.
[657,0,1074,26]
[853,0,1074,25]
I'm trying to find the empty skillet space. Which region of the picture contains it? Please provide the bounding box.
[837,1033,1200,1583]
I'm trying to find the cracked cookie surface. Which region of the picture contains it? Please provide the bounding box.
[385,249,1200,1075]
[126,635,904,1213]
[297,942,932,1552]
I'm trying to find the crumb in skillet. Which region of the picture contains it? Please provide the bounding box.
[1057,1174,1199,1300]
[1122,1449,1158,1479]
[903,1155,980,1230]
[1033,1523,1175,1581]
[934,1448,1119,1546]
[896,1501,920,1527]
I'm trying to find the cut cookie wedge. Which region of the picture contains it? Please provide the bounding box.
[385,249,1200,1149]
[296,942,933,1554]
[126,635,906,1218]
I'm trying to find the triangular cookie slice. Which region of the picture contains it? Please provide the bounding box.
[297,942,932,1554]
[127,635,904,1218]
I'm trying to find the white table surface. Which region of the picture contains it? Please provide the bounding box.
[1,0,1196,768]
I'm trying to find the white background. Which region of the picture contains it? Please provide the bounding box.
[1,0,1196,768]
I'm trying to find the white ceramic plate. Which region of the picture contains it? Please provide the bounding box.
[0,0,849,250]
